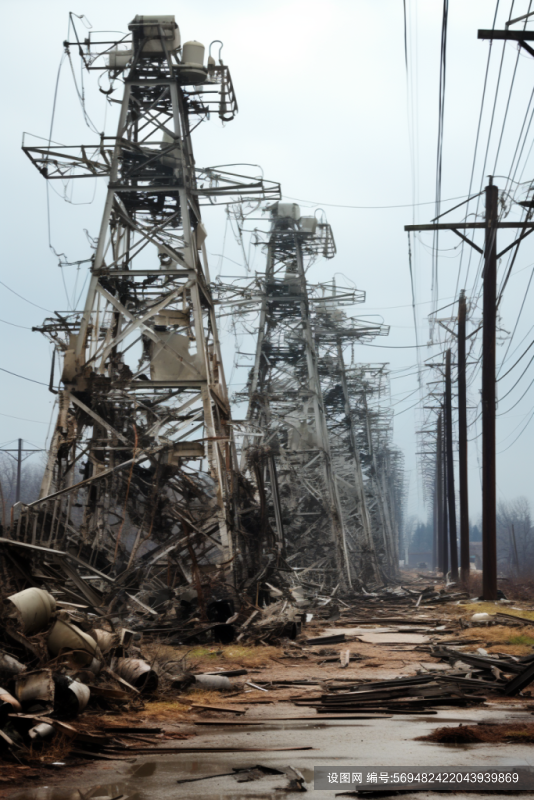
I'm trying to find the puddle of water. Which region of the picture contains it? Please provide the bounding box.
[8,762,316,800]
[195,721,371,732]
[327,627,396,636]
[9,788,141,800]
[129,762,157,779]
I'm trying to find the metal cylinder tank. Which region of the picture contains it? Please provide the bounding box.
[129,15,181,54]
[7,588,56,636]
[299,216,318,235]
[274,202,300,220]
[182,40,205,67]
[108,49,132,69]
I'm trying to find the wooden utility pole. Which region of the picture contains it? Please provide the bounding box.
[442,421,449,577]
[482,180,498,599]
[436,413,444,573]
[0,439,44,507]
[405,180,534,600]
[445,349,459,579]
[510,523,520,578]
[432,465,438,571]
[457,291,470,582]
[16,439,22,504]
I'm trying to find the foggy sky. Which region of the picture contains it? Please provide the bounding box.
[1,0,533,529]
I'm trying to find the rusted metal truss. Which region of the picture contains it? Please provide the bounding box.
[15,15,281,603]
[226,205,404,589]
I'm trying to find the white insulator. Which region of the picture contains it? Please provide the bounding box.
[299,216,318,235]
[108,49,132,69]
[182,40,205,67]
[274,202,300,220]
[130,15,181,53]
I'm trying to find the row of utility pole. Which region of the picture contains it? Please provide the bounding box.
[408,16,534,597]
[0,439,43,505]
[407,177,533,599]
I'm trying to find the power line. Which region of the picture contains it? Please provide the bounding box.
[462,1,502,297]
[359,342,429,350]
[281,192,474,211]
[432,0,449,324]
[0,367,48,387]
[0,318,32,330]
[394,398,421,417]
[492,3,528,175]
[391,386,421,406]
[498,405,534,453]
[0,280,52,313]
[497,351,534,402]
[497,336,534,382]
[497,374,534,415]
[0,411,48,425]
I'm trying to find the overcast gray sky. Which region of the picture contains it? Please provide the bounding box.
[2,0,534,528]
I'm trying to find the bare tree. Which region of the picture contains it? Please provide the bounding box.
[0,453,44,526]
[497,497,533,576]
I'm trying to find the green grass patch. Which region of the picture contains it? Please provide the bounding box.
[507,634,534,646]
[457,602,534,620]
[186,646,221,659]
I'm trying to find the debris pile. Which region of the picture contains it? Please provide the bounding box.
[0,583,167,763]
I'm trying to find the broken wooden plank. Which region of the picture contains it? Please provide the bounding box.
[189,703,246,714]
[306,634,346,645]
[504,661,534,696]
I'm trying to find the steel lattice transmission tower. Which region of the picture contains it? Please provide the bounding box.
[20,16,279,586]
[239,204,359,587]
[314,298,390,583]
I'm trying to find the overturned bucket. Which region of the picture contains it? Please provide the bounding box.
[48,618,97,658]
[93,629,117,654]
[14,669,55,706]
[113,658,158,693]
[0,687,21,712]
[7,588,56,635]
[53,674,90,718]
[194,673,232,690]
[28,722,55,742]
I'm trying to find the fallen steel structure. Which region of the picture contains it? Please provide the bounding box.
[232,204,404,589]
[5,14,405,630]
[18,16,279,603]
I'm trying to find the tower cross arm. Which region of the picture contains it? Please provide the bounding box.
[404,221,534,231]
[477,29,534,73]
[478,29,534,40]
[405,221,534,258]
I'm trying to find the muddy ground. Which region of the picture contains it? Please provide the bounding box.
[3,596,534,798]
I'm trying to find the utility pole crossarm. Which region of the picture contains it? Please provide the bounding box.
[478,29,534,39]
[406,221,534,256]
[478,29,534,58]
[404,222,534,230]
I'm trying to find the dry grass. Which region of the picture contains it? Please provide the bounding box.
[183,686,237,703]
[0,764,42,786]
[418,723,534,744]
[21,733,75,765]
[485,643,534,656]
[140,687,244,719]
[138,699,192,720]
[447,601,534,620]
[460,573,534,601]
[143,641,283,672]
[452,624,534,655]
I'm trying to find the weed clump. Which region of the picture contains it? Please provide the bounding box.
[418,723,534,744]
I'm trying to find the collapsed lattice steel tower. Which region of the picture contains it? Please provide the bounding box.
[313,301,392,583]
[19,16,280,591]
[344,364,404,575]
[237,203,400,588]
